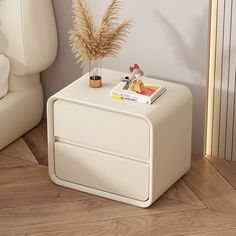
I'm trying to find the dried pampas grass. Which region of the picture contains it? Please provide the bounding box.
[68,0,132,64]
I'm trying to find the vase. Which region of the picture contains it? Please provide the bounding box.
[89,59,102,88]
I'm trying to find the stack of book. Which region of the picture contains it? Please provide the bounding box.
[111,81,166,104]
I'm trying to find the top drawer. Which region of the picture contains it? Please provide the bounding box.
[53,100,150,161]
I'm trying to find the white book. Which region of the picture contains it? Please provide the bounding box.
[111,81,166,104]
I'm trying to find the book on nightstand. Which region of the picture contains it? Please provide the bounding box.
[111,81,166,104]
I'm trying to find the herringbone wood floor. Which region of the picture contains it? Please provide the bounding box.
[1,120,236,235]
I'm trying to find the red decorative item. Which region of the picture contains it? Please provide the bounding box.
[129,64,144,78]
[129,63,140,73]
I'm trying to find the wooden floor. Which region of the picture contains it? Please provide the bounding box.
[1,121,236,235]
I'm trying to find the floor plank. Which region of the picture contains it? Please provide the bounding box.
[0,138,38,165]
[0,166,204,233]
[0,197,204,233]
[1,209,236,236]
[0,181,96,210]
[23,120,48,165]
[0,174,204,211]
[183,157,236,216]
[164,179,205,208]
[0,155,35,168]
[206,155,236,189]
[0,165,50,188]
[188,228,236,236]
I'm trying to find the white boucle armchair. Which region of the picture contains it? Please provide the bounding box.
[0,0,58,149]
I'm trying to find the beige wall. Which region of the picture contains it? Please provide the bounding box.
[41,0,210,156]
[41,0,83,109]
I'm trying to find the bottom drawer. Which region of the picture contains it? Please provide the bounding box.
[54,142,149,201]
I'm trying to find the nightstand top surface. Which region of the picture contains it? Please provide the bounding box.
[51,68,191,119]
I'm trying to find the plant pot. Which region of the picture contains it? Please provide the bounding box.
[89,59,102,88]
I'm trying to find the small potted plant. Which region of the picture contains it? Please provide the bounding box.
[69,0,132,88]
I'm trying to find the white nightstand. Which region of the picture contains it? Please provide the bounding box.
[47,68,192,208]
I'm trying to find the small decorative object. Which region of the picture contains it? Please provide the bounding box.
[129,78,145,93]
[129,64,144,80]
[89,59,102,88]
[68,0,132,88]
[128,64,145,92]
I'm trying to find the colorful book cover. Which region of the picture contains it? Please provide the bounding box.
[111,82,166,104]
